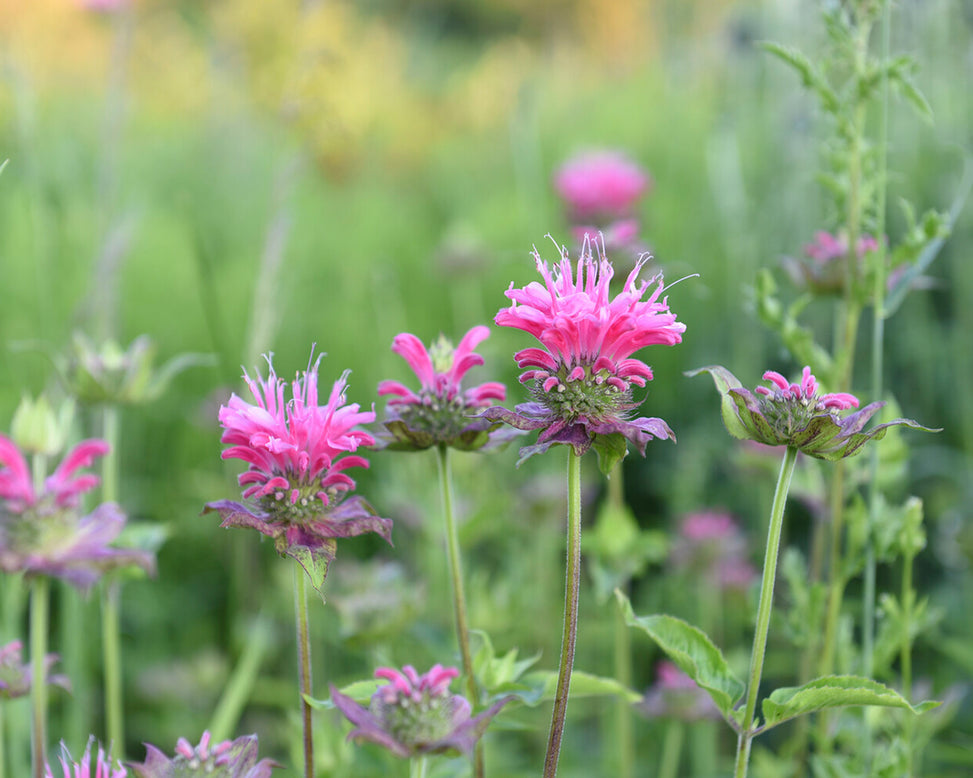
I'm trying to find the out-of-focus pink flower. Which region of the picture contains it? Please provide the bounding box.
[128,732,277,778]
[204,352,391,591]
[690,365,935,460]
[554,152,651,220]
[0,436,155,589]
[483,236,684,464]
[0,640,69,700]
[45,738,126,778]
[330,664,511,759]
[639,661,720,721]
[785,231,883,294]
[671,511,755,590]
[377,327,516,451]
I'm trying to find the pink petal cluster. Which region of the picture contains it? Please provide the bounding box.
[755,367,859,412]
[672,510,755,591]
[330,664,511,759]
[0,640,69,700]
[554,151,651,220]
[0,437,107,513]
[803,230,879,263]
[0,437,154,589]
[378,327,505,411]
[498,237,684,393]
[639,661,720,722]
[377,327,513,451]
[45,738,126,778]
[374,664,459,705]
[219,354,374,512]
[129,732,277,778]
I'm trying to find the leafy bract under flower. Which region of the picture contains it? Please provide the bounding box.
[128,732,278,778]
[330,664,511,759]
[377,326,515,451]
[205,353,391,592]
[688,365,937,460]
[0,436,155,589]
[484,236,685,470]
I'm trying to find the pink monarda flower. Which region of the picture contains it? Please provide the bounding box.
[783,230,883,294]
[377,326,515,451]
[554,151,651,221]
[128,732,277,778]
[689,365,935,460]
[45,738,126,778]
[671,511,755,591]
[0,436,155,589]
[0,639,70,700]
[483,236,685,466]
[638,661,720,722]
[203,353,391,591]
[330,664,511,759]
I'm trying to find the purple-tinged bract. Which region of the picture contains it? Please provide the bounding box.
[204,353,391,592]
[377,326,516,451]
[330,664,511,759]
[484,236,685,468]
[128,732,278,778]
[688,364,937,460]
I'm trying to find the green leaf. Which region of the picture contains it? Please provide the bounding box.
[614,590,744,721]
[760,676,939,732]
[684,365,750,440]
[471,630,541,705]
[520,669,641,704]
[591,432,628,477]
[305,678,380,710]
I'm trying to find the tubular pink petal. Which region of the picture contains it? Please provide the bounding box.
[391,333,436,390]
[542,376,560,392]
[820,392,860,410]
[761,371,790,392]
[514,348,559,371]
[566,366,586,382]
[377,380,420,402]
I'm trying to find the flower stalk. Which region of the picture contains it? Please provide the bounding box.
[733,445,798,778]
[543,447,583,778]
[30,575,49,778]
[293,563,314,778]
[100,404,124,755]
[435,444,483,778]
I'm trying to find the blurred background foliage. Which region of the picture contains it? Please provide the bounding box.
[1,0,972,774]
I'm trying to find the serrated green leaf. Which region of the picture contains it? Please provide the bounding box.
[760,675,937,732]
[614,590,744,721]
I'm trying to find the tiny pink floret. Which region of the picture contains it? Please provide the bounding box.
[756,366,860,411]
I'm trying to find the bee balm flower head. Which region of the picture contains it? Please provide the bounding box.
[204,352,392,593]
[483,236,685,469]
[330,664,511,759]
[377,326,515,451]
[129,732,278,778]
[689,364,937,460]
[45,738,126,778]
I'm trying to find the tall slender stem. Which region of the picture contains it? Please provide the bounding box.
[434,445,483,778]
[30,577,49,778]
[607,472,634,778]
[901,549,916,777]
[733,446,798,778]
[293,565,314,778]
[658,721,684,778]
[100,406,124,754]
[543,448,583,778]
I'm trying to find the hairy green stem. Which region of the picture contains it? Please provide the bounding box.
[543,448,583,778]
[293,565,314,778]
[30,577,49,778]
[435,445,483,778]
[733,446,798,778]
